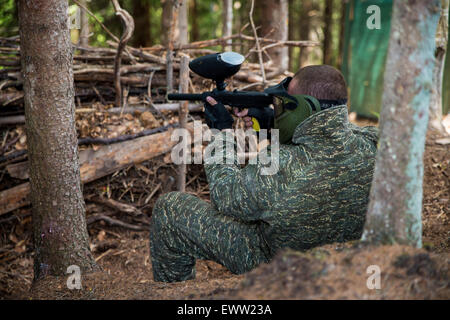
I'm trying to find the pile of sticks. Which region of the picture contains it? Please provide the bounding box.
[0,35,179,109]
[0,32,318,110]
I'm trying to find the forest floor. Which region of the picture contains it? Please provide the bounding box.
[0,116,449,300]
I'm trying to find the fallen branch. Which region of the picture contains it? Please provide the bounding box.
[0,122,197,215]
[87,196,142,216]
[87,214,147,231]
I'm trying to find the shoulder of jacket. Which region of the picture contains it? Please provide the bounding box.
[349,123,379,145]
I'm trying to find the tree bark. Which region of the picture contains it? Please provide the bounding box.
[429,0,449,131]
[18,0,97,279]
[323,0,333,65]
[299,0,313,68]
[131,0,152,47]
[178,0,189,46]
[79,0,90,47]
[362,0,441,247]
[222,0,233,51]
[260,0,289,71]
[177,55,190,192]
[165,1,179,93]
[288,0,297,71]
[337,0,347,69]
[189,0,199,42]
[161,0,173,47]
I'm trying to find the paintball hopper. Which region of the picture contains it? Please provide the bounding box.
[189,52,245,90]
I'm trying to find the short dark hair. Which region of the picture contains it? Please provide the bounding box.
[289,65,348,100]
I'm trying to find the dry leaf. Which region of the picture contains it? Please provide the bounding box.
[140,111,159,128]
[9,233,18,244]
[97,230,106,242]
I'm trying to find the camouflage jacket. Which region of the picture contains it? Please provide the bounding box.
[204,105,379,255]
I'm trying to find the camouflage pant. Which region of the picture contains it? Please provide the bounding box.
[150,192,271,282]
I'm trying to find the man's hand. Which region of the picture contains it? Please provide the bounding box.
[233,107,274,131]
[204,96,234,130]
[233,108,254,129]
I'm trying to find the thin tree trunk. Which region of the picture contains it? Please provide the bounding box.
[299,0,313,68]
[222,0,233,51]
[429,0,449,131]
[79,0,89,47]
[288,0,296,71]
[177,55,190,192]
[178,0,189,46]
[18,0,97,279]
[161,0,172,47]
[362,0,441,247]
[166,1,179,93]
[260,0,289,71]
[189,0,199,42]
[337,0,347,69]
[131,0,151,47]
[323,0,333,65]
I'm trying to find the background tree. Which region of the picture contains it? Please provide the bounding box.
[362,0,441,247]
[18,0,97,279]
[161,0,173,47]
[222,0,233,51]
[288,0,298,71]
[322,0,333,65]
[429,0,449,131]
[260,0,289,71]
[177,0,189,46]
[131,0,152,47]
[79,0,90,47]
[189,0,199,42]
[298,0,314,68]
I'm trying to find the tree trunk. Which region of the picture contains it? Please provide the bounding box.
[177,0,189,46]
[131,0,151,47]
[337,0,347,69]
[222,0,233,51]
[429,0,449,131]
[18,0,97,279]
[79,0,89,47]
[323,0,333,65]
[161,0,173,47]
[189,0,199,42]
[288,0,297,71]
[362,0,441,247]
[165,1,179,93]
[260,0,289,71]
[299,0,313,68]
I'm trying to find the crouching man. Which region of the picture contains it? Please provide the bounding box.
[150,65,379,282]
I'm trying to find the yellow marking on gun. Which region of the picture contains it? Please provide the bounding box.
[252,117,260,131]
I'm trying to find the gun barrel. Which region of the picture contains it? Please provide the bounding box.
[168,90,274,109]
[167,93,203,101]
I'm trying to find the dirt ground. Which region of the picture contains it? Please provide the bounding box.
[0,116,448,300]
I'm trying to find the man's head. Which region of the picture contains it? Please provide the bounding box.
[266,65,348,144]
[287,65,348,101]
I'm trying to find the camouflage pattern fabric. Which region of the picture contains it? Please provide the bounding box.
[150,106,379,282]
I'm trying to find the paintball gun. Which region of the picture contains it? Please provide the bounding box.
[167,52,274,131]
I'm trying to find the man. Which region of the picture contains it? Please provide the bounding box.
[150,65,378,282]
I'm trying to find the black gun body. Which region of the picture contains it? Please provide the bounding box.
[168,91,273,109]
